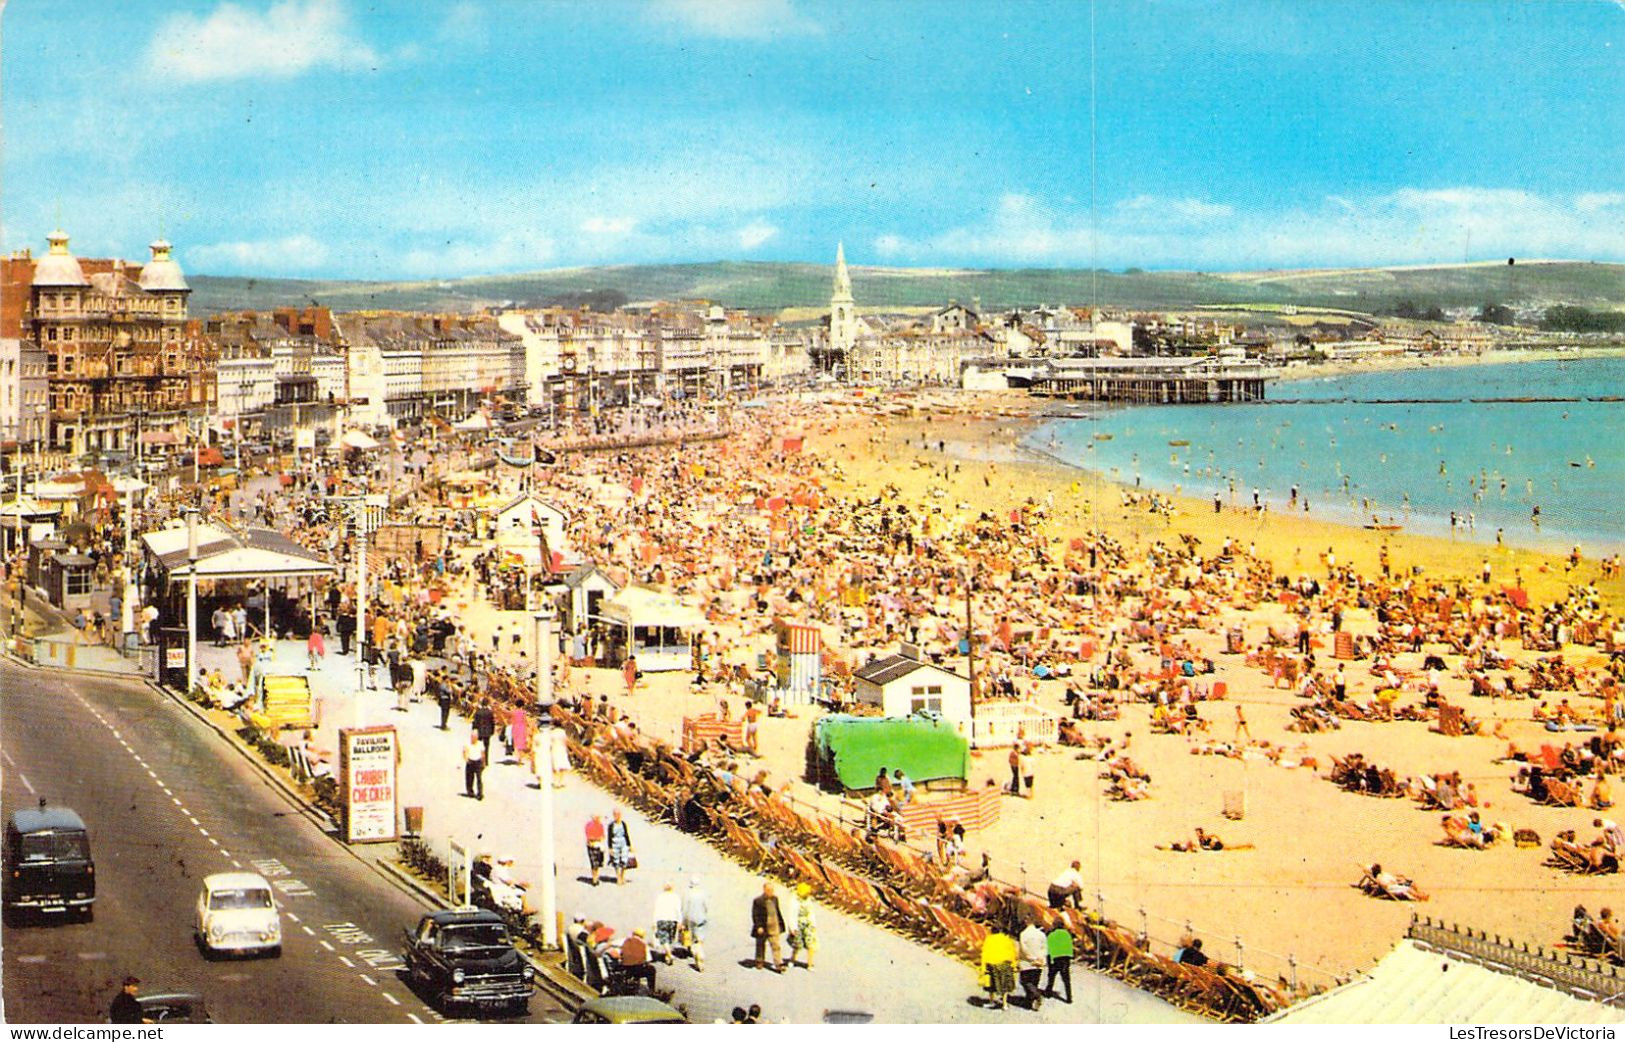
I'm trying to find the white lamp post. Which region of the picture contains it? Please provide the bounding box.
[185,507,199,691]
[533,607,557,948]
[349,493,386,727]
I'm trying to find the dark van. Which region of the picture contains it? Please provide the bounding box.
[4,803,95,922]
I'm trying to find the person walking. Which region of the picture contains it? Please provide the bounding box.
[306,625,326,670]
[653,883,682,964]
[1045,923,1075,1004]
[682,876,709,971]
[1019,744,1035,799]
[473,699,497,762]
[787,882,818,969]
[584,815,607,886]
[436,675,454,730]
[979,927,1018,1010]
[1018,919,1048,1010]
[463,729,485,800]
[750,880,786,972]
[606,809,634,886]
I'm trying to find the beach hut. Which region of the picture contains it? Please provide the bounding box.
[851,644,972,734]
[491,493,570,567]
[557,563,620,637]
[772,617,822,705]
[599,584,706,672]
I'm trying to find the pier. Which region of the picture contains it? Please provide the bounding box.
[1029,356,1270,404]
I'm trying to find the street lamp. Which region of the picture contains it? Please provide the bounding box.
[185,506,199,693]
[343,493,387,727]
[532,606,558,948]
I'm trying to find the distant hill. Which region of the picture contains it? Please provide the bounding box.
[186,259,1625,318]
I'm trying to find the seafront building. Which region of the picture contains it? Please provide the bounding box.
[0,232,1544,464]
[1,232,214,457]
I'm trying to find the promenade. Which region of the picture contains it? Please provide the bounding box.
[195,637,1191,1024]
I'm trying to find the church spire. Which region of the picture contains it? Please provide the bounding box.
[829,242,857,355]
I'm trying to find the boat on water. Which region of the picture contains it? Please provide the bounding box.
[1168,439,1190,447]
[1093,433,1114,441]
[1364,523,1403,532]
[496,448,535,467]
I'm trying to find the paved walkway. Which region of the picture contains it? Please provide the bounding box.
[196,639,1194,1025]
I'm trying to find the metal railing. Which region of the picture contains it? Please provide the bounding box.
[1409,916,1625,1005]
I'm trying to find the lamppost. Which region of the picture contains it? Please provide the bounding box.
[532,606,558,948]
[344,493,387,726]
[185,506,199,692]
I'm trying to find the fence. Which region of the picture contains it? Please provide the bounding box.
[1409,916,1625,1005]
[968,701,1060,748]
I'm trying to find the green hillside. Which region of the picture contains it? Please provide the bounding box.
[186,259,1625,317]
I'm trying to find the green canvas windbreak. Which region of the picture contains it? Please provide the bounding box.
[814,714,969,790]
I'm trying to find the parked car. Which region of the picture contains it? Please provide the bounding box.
[402,908,534,1015]
[195,872,281,958]
[572,996,687,1024]
[2,802,95,923]
[115,992,213,1023]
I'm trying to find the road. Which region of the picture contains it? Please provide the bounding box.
[0,660,570,1024]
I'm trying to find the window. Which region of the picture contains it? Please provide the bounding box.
[65,569,93,596]
[908,683,944,716]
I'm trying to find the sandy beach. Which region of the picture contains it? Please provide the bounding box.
[351,382,1623,999]
[784,392,1623,984]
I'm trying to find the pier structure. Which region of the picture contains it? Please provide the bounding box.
[1028,356,1271,404]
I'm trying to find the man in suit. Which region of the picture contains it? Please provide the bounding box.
[473,700,497,762]
[750,881,785,972]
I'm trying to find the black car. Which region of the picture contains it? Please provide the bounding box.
[402,908,534,1014]
[3,803,95,923]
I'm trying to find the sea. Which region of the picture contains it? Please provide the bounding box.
[1026,354,1625,554]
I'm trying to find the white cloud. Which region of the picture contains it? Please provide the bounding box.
[875,187,1625,269]
[147,0,380,83]
[190,234,332,272]
[646,0,820,40]
[581,217,638,236]
[398,233,556,279]
[1115,194,1234,223]
[736,219,779,250]
[438,1,490,47]
[1576,192,1625,212]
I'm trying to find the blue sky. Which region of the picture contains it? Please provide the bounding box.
[4,0,1623,279]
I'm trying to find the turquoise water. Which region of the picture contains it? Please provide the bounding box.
[1028,355,1625,553]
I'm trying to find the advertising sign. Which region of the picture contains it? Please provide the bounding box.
[339,725,398,843]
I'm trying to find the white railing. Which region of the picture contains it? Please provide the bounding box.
[968,700,1059,748]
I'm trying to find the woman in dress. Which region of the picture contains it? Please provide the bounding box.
[787,882,818,969]
[606,809,634,886]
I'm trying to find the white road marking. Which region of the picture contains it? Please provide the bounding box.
[302,925,316,936]
[161,786,171,795]
[147,770,158,779]
[406,1014,424,1024]
[188,817,200,826]
[338,956,355,967]
[232,860,243,868]
[17,773,34,794]
[360,974,377,987]
[285,912,300,922]
[1,750,14,767]
[18,955,46,964]
[172,797,183,806]
[198,828,209,837]
[76,952,107,961]
[382,993,400,1006]
[208,838,219,847]
[220,850,231,858]
[321,940,335,951]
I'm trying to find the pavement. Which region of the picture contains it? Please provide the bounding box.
[194,636,1194,1025]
